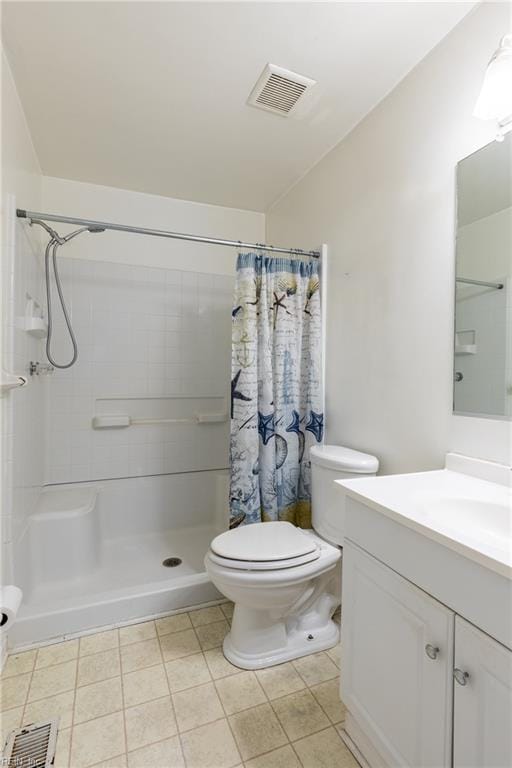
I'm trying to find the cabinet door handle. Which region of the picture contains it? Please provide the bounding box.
[425,644,440,660]
[454,668,470,686]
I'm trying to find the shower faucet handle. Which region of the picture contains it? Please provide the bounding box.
[29,361,55,376]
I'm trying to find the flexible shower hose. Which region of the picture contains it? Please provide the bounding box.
[45,237,78,368]
[30,219,101,369]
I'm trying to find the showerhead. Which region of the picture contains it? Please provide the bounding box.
[60,225,106,241]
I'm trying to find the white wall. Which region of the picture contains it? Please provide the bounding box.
[41,176,264,275]
[1,48,44,660]
[266,2,511,472]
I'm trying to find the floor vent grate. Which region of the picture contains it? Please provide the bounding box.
[2,718,59,768]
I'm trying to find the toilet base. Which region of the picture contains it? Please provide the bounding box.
[223,617,340,670]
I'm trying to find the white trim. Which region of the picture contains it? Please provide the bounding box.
[320,244,328,429]
[8,598,230,654]
[341,712,389,768]
[0,633,8,674]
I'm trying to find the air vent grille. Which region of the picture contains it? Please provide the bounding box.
[256,73,307,113]
[248,64,316,117]
[3,719,59,768]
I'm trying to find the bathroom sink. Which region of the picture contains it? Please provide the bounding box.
[336,467,512,578]
[419,497,511,562]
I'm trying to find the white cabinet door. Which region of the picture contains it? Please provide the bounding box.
[454,616,512,768]
[341,541,454,768]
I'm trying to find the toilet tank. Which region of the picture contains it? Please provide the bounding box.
[310,445,379,546]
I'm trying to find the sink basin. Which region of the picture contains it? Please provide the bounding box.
[336,468,512,578]
[420,497,511,560]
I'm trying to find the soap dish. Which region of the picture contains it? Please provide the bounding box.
[24,296,48,338]
[25,317,48,338]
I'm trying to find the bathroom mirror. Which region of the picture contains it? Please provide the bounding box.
[454,133,512,419]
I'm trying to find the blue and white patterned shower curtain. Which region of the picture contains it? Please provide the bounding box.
[229,252,323,528]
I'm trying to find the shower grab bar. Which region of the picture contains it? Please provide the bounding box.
[92,413,227,429]
[131,417,196,425]
[95,394,226,401]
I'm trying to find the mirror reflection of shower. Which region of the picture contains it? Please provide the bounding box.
[454,132,512,419]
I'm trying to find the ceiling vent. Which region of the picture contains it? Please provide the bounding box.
[247,64,316,117]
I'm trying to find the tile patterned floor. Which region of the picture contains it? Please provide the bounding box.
[0,604,357,768]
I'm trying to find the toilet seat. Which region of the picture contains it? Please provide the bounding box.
[207,549,320,571]
[209,521,321,571]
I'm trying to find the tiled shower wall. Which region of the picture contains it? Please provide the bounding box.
[1,201,46,575]
[45,258,233,484]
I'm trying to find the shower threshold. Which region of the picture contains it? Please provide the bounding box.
[11,525,222,649]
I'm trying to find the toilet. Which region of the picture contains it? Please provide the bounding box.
[205,445,379,669]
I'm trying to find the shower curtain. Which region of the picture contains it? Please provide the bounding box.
[229,252,323,528]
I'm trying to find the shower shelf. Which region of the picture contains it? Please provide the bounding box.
[25,318,48,338]
[455,330,476,356]
[24,297,47,338]
[455,344,477,356]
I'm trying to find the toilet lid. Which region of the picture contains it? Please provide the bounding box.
[310,444,379,473]
[211,521,318,563]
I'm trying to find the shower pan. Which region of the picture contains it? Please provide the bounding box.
[12,473,228,647]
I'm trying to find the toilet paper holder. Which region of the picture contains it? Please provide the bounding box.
[0,585,23,632]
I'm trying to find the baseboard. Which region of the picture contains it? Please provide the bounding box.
[341,712,389,768]
[0,632,8,673]
[339,726,371,768]
[9,597,230,653]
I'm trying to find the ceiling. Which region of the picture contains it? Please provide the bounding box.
[2,2,476,212]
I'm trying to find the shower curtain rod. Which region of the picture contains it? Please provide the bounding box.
[16,209,320,258]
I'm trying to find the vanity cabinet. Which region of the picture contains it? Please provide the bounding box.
[341,541,454,768]
[453,616,512,768]
[341,541,512,768]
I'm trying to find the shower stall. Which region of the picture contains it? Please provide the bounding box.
[6,207,321,648]
[11,250,233,646]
